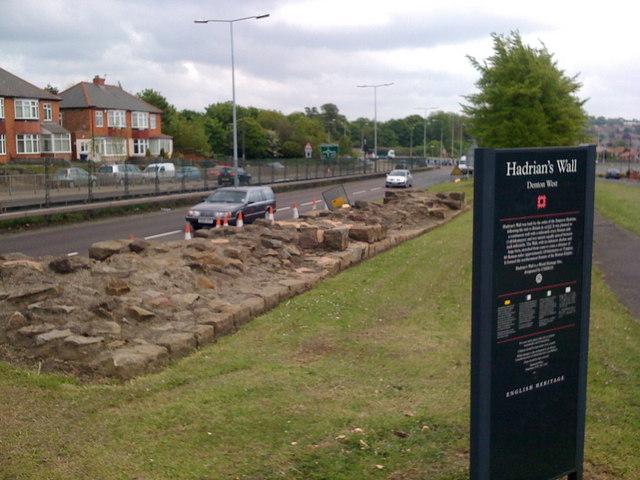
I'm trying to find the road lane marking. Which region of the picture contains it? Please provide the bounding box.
[300,201,313,207]
[67,252,79,257]
[278,206,291,211]
[352,190,366,195]
[370,187,383,191]
[145,230,182,240]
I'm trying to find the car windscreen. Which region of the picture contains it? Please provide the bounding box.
[207,190,246,203]
[389,170,407,176]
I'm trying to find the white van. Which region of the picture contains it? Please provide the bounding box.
[143,162,175,180]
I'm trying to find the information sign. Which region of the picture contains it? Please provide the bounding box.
[471,146,596,480]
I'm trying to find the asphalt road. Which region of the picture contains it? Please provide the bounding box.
[0,168,455,258]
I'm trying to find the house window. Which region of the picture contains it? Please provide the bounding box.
[15,99,39,120]
[0,135,6,155]
[150,138,172,156]
[0,98,4,119]
[43,103,53,121]
[132,112,149,129]
[133,138,149,156]
[42,133,71,153]
[96,137,126,156]
[107,110,126,128]
[150,114,157,129]
[95,111,104,127]
[16,134,40,154]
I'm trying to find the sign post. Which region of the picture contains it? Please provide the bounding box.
[471,146,596,480]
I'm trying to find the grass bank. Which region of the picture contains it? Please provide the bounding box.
[595,180,640,235]
[0,180,637,479]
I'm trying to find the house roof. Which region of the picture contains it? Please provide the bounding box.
[59,80,162,113]
[0,67,61,100]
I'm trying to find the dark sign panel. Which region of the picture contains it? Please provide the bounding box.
[471,146,595,480]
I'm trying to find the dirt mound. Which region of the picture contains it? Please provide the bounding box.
[0,189,467,381]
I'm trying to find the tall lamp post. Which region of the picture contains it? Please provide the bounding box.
[195,14,270,186]
[414,106,438,160]
[357,83,393,166]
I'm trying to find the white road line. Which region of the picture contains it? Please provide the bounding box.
[67,252,79,257]
[300,201,313,207]
[278,206,291,211]
[145,230,182,240]
[352,190,366,195]
[370,187,383,191]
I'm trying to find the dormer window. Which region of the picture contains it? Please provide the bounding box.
[15,99,39,120]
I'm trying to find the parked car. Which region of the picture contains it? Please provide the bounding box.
[51,167,97,187]
[265,162,285,169]
[142,162,176,180]
[176,166,202,181]
[205,165,232,180]
[385,169,413,188]
[605,168,621,179]
[186,186,276,229]
[217,166,252,186]
[97,164,144,185]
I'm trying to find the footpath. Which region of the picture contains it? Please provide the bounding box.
[592,211,640,322]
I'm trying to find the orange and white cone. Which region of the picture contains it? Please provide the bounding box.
[312,199,317,210]
[223,215,229,227]
[184,222,192,240]
[266,206,275,222]
[236,212,244,228]
[292,201,299,219]
[215,216,221,228]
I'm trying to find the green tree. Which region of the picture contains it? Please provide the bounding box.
[169,112,210,155]
[137,88,177,132]
[462,32,588,148]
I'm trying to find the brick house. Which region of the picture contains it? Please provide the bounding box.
[59,76,173,162]
[0,67,72,164]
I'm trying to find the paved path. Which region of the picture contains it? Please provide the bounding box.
[592,211,640,322]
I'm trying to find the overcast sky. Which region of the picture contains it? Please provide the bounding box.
[1,0,638,122]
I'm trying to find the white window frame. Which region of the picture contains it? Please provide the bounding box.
[15,99,39,120]
[96,137,126,156]
[132,111,149,129]
[95,110,104,128]
[150,138,173,156]
[0,98,4,119]
[132,138,149,156]
[42,133,71,153]
[0,134,6,155]
[16,134,41,154]
[43,103,53,121]
[107,110,126,128]
[150,114,157,129]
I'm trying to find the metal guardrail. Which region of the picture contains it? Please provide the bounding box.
[0,157,443,213]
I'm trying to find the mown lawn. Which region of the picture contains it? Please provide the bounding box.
[0,179,637,479]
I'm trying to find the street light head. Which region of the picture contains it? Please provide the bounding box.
[256,14,270,19]
[194,19,209,23]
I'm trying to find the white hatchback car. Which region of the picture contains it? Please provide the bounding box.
[385,169,413,188]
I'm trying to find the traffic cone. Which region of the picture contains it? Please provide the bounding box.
[223,215,229,227]
[236,212,244,228]
[184,222,192,240]
[215,216,221,228]
[292,201,299,219]
[312,199,317,210]
[266,206,275,222]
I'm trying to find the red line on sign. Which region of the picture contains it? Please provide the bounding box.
[497,281,577,298]
[500,211,581,222]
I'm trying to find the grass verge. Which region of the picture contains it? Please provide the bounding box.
[595,181,640,235]
[0,181,637,479]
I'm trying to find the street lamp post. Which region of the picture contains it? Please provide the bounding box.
[357,83,393,168]
[195,14,270,186]
[414,106,438,160]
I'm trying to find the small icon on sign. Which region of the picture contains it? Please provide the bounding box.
[535,274,543,284]
[537,195,547,209]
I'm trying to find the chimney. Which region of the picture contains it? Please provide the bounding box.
[93,76,105,86]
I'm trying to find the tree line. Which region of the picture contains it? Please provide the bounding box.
[138,32,611,161]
